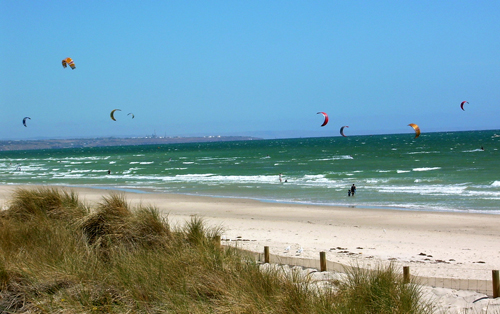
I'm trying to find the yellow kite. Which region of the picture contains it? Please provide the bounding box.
[408,123,421,139]
[62,58,76,70]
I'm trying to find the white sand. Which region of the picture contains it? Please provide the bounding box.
[2,185,500,312]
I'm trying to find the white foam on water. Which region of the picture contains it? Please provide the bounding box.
[406,151,440,155]
[462,149,484,152]
[412,167,441,172]
[45,156,111,161]
[66,169,92,173]
[302,174,332,184]
[413,179,436,183]
[0,158,29,162]
[313,155,353,161]
[197,157,238,162]
[365,178,391,184]
[303,174,326,180]
[175,174,214,178]
[51,173,86,178]
[397,170,410,173]
[378,184,467,195]
[466,192,500,200]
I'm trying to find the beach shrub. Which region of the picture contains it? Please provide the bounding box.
[331,263,434,314]
[78,193,171,252]
[184,215,222,246]
[3,187,88,221]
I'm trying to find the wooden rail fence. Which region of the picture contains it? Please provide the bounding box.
[226,244,499,297]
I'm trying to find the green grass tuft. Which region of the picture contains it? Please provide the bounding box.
[331,263,435,314]
[3,187,88,221]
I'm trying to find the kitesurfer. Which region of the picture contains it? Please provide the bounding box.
[350,184,356,196]
[107,170,111,175]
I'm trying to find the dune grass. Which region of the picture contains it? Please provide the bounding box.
[0,187,434,313]
[330,263,434,314]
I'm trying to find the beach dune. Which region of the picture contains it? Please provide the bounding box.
[3,185,500,312]
[1,185,499,283]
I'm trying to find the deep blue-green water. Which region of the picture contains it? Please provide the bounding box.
[2,130,500,213]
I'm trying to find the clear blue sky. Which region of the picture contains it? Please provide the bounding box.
[1,1,499,140]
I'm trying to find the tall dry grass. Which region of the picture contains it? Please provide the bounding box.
[331,263,434,314]
[3,187,88,221]
[0,187,434,313]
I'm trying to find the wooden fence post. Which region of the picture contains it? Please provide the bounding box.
[320,252,327,271]
[264,246,270,264]
[403,266,410,284]
[493,270,499,298]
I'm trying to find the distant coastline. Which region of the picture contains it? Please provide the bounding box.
[0,136,262,151]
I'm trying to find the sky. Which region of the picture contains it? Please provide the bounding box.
[1,1,500,140]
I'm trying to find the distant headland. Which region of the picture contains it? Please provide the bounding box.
[0,136,262,152]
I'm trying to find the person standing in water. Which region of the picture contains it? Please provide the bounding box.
[279,173,283,183]
[350,184,356,196]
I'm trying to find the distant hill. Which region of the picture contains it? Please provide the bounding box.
[0,136,262,152]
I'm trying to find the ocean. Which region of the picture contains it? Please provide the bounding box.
[1,130,500,214]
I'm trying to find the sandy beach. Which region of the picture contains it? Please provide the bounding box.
[1,184,499,282]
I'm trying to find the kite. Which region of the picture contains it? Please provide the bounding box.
[460,101,469,111]
[22,117,31,127]
[317,112,329,127]
[408,123,420,139]
[62,58,76,70]
[127,113,135,119]
[110,109,121,121]
[340,126,349,137]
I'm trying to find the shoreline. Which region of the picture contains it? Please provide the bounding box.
[1,184,500,282]
[8,183,500,216]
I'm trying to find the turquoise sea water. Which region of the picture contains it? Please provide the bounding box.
[1,130,500,213]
